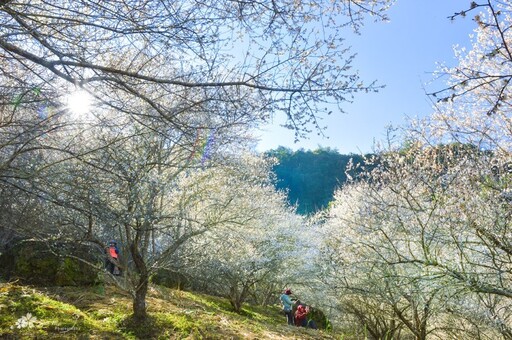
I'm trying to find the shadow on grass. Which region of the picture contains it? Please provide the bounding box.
[120,314,161,339]
[119,312,244,339]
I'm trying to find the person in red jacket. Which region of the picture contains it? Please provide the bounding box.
[294,303,309,327]
[105,240,121,275]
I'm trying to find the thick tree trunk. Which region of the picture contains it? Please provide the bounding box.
[133,276,148,321]
[229,285,242,312]
[129,238,149,321]
[229,282,250,313]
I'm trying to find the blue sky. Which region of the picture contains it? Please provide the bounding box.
[256,0,477,154]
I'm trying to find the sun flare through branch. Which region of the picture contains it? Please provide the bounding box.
[64,90,93,120]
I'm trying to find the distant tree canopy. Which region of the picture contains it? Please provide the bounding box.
[266,146,369,215]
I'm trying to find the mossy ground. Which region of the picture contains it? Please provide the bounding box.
[0,281,340,339]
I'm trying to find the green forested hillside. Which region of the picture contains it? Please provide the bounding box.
[266,147,368,215]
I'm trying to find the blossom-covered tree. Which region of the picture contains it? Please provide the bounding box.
[316,144,512,338]
[174,163,302,312]
[429,1,512,151]
[0,0,392,142]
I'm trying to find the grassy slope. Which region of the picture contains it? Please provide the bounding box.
[0,282,340,339]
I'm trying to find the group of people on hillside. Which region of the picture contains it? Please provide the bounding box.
[279,288,318,329]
